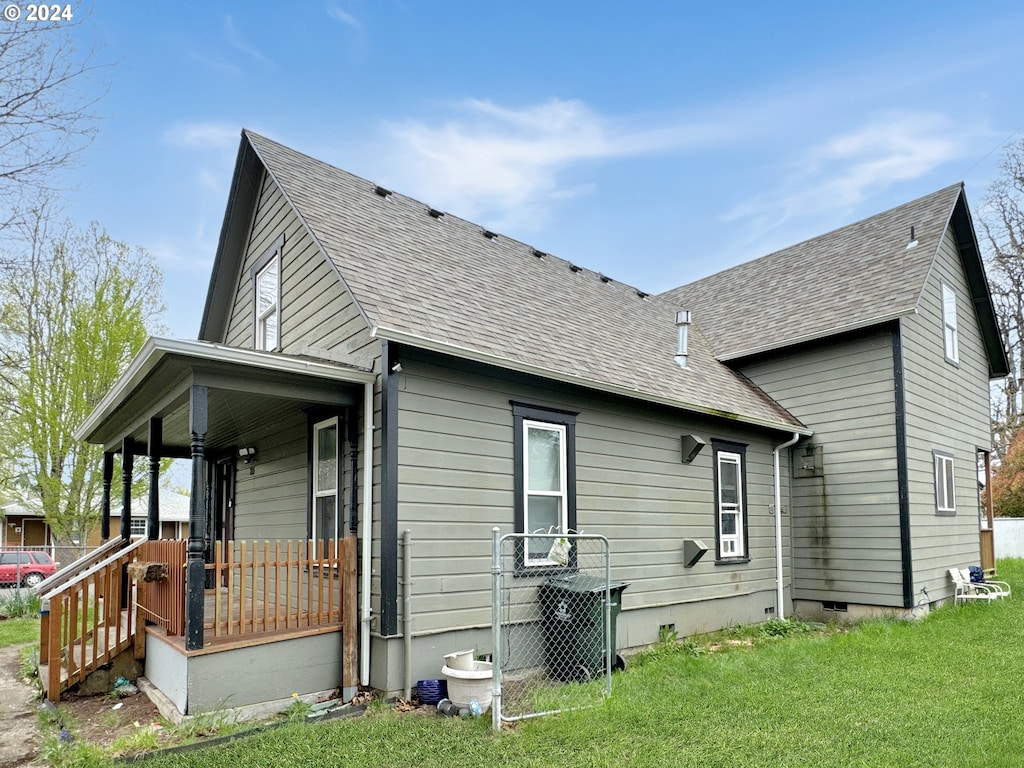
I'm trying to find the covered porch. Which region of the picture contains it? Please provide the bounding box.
[43,338,375,715]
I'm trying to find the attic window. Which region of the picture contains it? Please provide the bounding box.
[483,230,498,240]
[941,282,959,364]
[427,208,445,219]
[374,185,392,198]
[252,234,284,351]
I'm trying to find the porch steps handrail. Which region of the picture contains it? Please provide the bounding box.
[40,538,148,601]
[39,539,145,702]
[34,538,125,596]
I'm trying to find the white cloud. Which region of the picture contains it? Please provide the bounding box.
[163,122,239,150]
[224,15,272,65]
[377,98,731,230]
[725,112,968,231]
[326,3,361,28]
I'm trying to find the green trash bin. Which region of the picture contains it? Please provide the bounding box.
[538,573,629,682]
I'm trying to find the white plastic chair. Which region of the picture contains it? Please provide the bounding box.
[949,568,1004,604]
[960,568,1010,599]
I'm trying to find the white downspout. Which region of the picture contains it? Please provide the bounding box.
[360,380,374,687]
[773,432,801,620]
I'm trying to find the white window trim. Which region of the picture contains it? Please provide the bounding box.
[717,450,745,559]
[252,235,284,352]
[934,450,956,515]
[523,419,568,567]
[129,518,147,538]
[941,282,959,364]
[313,416,340,542]
[255,255,280,351]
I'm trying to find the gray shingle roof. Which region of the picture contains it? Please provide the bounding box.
[660,185,964,360]
[243,131,804,433]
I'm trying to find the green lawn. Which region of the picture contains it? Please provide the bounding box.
[57,561,1024,767]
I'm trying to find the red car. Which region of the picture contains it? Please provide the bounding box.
[0,550,58,587]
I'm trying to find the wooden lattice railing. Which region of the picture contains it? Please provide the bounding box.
[39,538,147,702]
[137,539,187,636]
[205,538,356,639]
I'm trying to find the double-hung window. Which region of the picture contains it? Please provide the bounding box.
[253,235,283,351]
[313,417,340,543]
[941,283,959,364]
[934,450,956,515]
[129,518,147,538]
[512,403,577,569]
[713,440,748,561]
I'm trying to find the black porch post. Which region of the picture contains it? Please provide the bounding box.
[101,452,114,541]
[186,385,208,651]
[120,440,134,542]
[147,418,162,540]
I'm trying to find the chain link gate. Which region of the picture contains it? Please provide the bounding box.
[490,529,622,730]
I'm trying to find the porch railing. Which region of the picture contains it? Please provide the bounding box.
[39,537,147,702]
[137,539,187,636]
[205,538,356,640]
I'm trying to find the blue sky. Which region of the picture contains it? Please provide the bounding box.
[53,1,1024,338]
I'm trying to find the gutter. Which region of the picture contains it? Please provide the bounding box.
[773,432,801,620]
[360,380,374,687]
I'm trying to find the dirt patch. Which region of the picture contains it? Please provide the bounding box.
[54,688,168,753]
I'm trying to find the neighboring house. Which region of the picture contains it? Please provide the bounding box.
[63,131,1005,717]
[1,498,53,550]
[100,489,191,543]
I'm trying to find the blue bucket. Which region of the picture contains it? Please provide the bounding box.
[416,679,447,705]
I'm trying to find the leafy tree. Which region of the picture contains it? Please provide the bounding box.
[992,429,1024,517]
[0,209,163,548]
[980,137,1024,459]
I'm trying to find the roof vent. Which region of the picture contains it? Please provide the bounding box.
[675,310,692,369]
[483,230,498,240]
[599,274,612,283]
[569,264,583,273]
[637,290,649,299]
[428,207,445,219]
[532,249,546,259]
[906,225,918,250]
[374,185,392,198]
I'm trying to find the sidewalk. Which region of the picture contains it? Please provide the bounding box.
[0,645,40,767]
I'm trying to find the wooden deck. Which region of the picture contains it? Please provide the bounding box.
[41,537,359,702]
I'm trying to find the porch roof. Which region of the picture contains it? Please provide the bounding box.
[76,337,375,454]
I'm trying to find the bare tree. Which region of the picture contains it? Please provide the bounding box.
[0,13,105,229]
[980,137,1024,460]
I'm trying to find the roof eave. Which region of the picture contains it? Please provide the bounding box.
[76,338,375,443]
[373,326,811,436]
[716,309,914,363]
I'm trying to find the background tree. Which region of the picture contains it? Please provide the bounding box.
[992,429,1024,517]
[980,137,1024,460]
[0,208,163,547]
[0,13,104,231]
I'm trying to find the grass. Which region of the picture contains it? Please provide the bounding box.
[30,560,1024,767]
[0,616,39,646]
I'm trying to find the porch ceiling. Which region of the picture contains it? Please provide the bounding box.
[77,338,375,454]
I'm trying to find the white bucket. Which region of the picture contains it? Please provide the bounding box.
[441,661,493,711]
[443,649,475,671]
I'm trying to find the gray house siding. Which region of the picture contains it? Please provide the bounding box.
[223,169,377,366]
[230,410,309,541]
[740,329,905,608]
[391,348,791,656]
[901,224,992,601]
